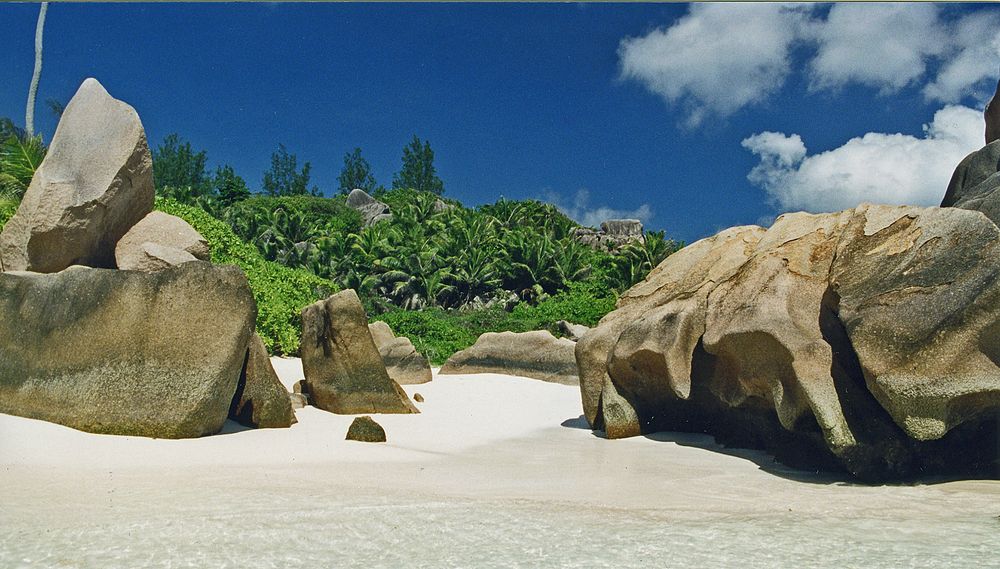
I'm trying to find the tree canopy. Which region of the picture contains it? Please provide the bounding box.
[337,147,377,195]
[263,143,318,197]
[392,135,444,195]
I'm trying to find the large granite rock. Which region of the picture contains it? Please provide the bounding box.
[440,330,579,385]
[346,189,392,227]
[577,204,1000,479]
[0,78,154,273]
[368,321,432,385]
[301,289,417,414]
[115,211,210,271]
[0,262,256,438]
[229,333,296,428]
[942,140,1000,226]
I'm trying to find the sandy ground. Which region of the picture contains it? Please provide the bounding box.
[2,358,999,568]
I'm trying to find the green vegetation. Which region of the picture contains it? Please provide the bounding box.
[155,197,335,355]
[393,135,444,195]
[0,198,17,231]
[338,147,377,195]
[263,143,319,197]
[0,122,46,200]
[0,123,682,361]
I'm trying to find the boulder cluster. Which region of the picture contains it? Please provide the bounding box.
[578,105,1000,479]
[571,219,645,251]
[0,79,294,437]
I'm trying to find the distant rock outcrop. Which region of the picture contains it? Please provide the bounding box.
[345,416,387,443]
[346,189,392,227]
[301,289,418,414]
[115,211,210,271]
[571,219,645,251]
[577,204,1000,480]
[440,330,578,385]
[368,321,433,385]
[0,262,256,438]
[0,78,154,273]
[229,333,296,428]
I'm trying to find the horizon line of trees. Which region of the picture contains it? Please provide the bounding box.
[153,133,445,205]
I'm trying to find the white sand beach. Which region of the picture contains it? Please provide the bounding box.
[2,358,998,568]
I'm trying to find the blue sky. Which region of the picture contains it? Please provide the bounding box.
[1,3,998,243]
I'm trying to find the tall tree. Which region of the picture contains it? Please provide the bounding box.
[212,164,250,206]
[25,2,48,138]
[262,143,318,196]
[392,135,444,195]
[337,147,376,195]
[152,134,210,195]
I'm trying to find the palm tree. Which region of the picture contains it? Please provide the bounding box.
[0,133,46,199]
[25,3,49,138]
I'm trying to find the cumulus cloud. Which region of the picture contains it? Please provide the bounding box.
[923,12,1000,103]
[741,105,983,213]
[541,188,653,228]
[618,3,814,127]
[807,3,947,93]
[620,4,1000,123]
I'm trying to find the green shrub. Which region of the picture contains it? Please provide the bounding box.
[0,198,16,232]
[374,285,616,365]
[225,194,362,238]
[156,197,335,355]
[374,308,478,365]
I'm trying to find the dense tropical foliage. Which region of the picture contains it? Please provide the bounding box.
[0,124,683,361]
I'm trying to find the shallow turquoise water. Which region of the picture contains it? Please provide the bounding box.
[2,485,997,568]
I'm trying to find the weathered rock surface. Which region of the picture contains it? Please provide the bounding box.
[345,416,387,443]
[0,262,256,438]
[346,189,392,227]
[368,321,433,385]
[229,333,296,428]
[578,204,1000,479]
[301,289,417,414]
[571,219,645,251]
[441,330,578,385]
[115,211,209,271]
[0,78,154,273]
[557,320,590,341]
[942,140,1000,226]
[987,76,999,145]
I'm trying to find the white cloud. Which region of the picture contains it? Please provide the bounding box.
[741,105,983,212]
[923,12,1000,103]
[542,188,653,228]
[618,3,814,127]
[620,4,1000,123]
[807,3,947,93]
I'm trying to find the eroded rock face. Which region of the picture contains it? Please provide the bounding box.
[301,289,417,414]
[0,262,256,438]
[346,189,392,227]
[578,205,1000,479]
[557,320,590,342]
[368,321,432,385]
[115,211,209,271]
[0,78,154,273]
[229,333,296,428]
[441,330,579,385]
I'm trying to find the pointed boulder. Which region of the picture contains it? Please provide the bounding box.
[1,78,154,272]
